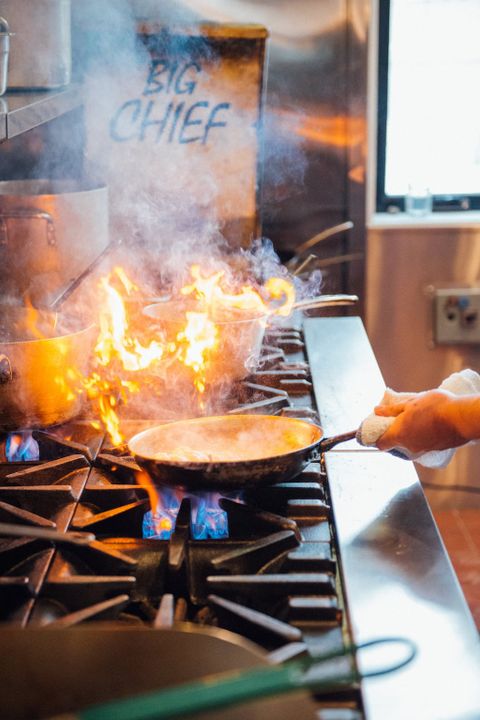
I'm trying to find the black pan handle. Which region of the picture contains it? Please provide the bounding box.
[318,429,358,453]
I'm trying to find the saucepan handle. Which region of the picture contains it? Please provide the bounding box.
[0,208,56,246]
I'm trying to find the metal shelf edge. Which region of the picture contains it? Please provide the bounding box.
[0,85,83,141]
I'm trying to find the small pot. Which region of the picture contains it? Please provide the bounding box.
[142,293,358,385]
[143,300,267,384]
[0,306,94,429]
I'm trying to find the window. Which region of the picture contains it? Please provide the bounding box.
[377,0,480,212]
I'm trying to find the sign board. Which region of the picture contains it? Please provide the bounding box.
[87,23,268,249]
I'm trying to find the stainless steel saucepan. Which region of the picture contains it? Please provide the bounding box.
[142,293,358,384]
[0,305,94,430]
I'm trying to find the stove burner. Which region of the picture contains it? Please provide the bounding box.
[0,324,364,718]
[143,490,230,540]
[5,432,39,462]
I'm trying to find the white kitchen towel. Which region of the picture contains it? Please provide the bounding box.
[357,369,480,468]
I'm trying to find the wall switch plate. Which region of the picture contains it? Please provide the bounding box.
[434,288,480,344]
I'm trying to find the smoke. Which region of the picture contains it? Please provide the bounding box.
[23,1,324,429]
[79,3,241,258]
[73,0,314,287]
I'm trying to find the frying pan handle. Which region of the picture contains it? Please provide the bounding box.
[318,429,358,453]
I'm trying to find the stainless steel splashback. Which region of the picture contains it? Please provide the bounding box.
[125,0,371,297]
[259,0,369,300]
[127,0,370,296]
[0,0,370,297]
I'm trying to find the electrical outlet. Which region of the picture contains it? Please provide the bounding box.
[434,288,480,344]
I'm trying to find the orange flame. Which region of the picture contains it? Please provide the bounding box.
[98,394,123,447]
[173,265,295,393]
[176,311,219,394]
[263,277,296,317]
[181,265,295,318]
[84,267,167,446]
[82,264,296,444]
[24,300,46,340]
[95,267,164,371]
[135,469,162,523]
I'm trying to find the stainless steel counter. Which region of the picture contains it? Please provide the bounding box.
[305,317,480,720]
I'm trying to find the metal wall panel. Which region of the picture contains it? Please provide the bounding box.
[0,0,369,297]
[129,0,370,295]
[366,224,480,508]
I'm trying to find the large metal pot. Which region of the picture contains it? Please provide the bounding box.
[0,179,108,307]
[0,306,94,429]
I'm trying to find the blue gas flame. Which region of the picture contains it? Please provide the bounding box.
[143,490,229,540]
[191,493,228,539]
[6,432,40,462]
[143,487,180,539]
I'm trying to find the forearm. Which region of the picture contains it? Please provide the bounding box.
[450,395,480,442]
[375,389,480,454]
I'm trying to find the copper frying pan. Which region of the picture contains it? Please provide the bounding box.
[128,414,357,492]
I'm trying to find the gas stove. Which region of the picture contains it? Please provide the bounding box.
[0,317,479,720]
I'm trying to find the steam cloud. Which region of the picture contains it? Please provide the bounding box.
[75,0,314,288]
[69,2,321,424]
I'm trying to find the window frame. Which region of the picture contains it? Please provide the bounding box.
[376,0,480,214]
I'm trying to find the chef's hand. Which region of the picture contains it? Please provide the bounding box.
[374,389,472,454]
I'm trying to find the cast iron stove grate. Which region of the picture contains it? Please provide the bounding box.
[0,325,364,719]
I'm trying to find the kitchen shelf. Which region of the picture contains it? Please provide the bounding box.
[0,85,82,141]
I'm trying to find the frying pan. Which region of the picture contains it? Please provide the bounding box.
[128,414,357,492]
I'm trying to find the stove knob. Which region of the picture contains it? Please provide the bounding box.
[0,354,12,384]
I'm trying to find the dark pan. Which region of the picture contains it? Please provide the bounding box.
[128,414,357,492]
